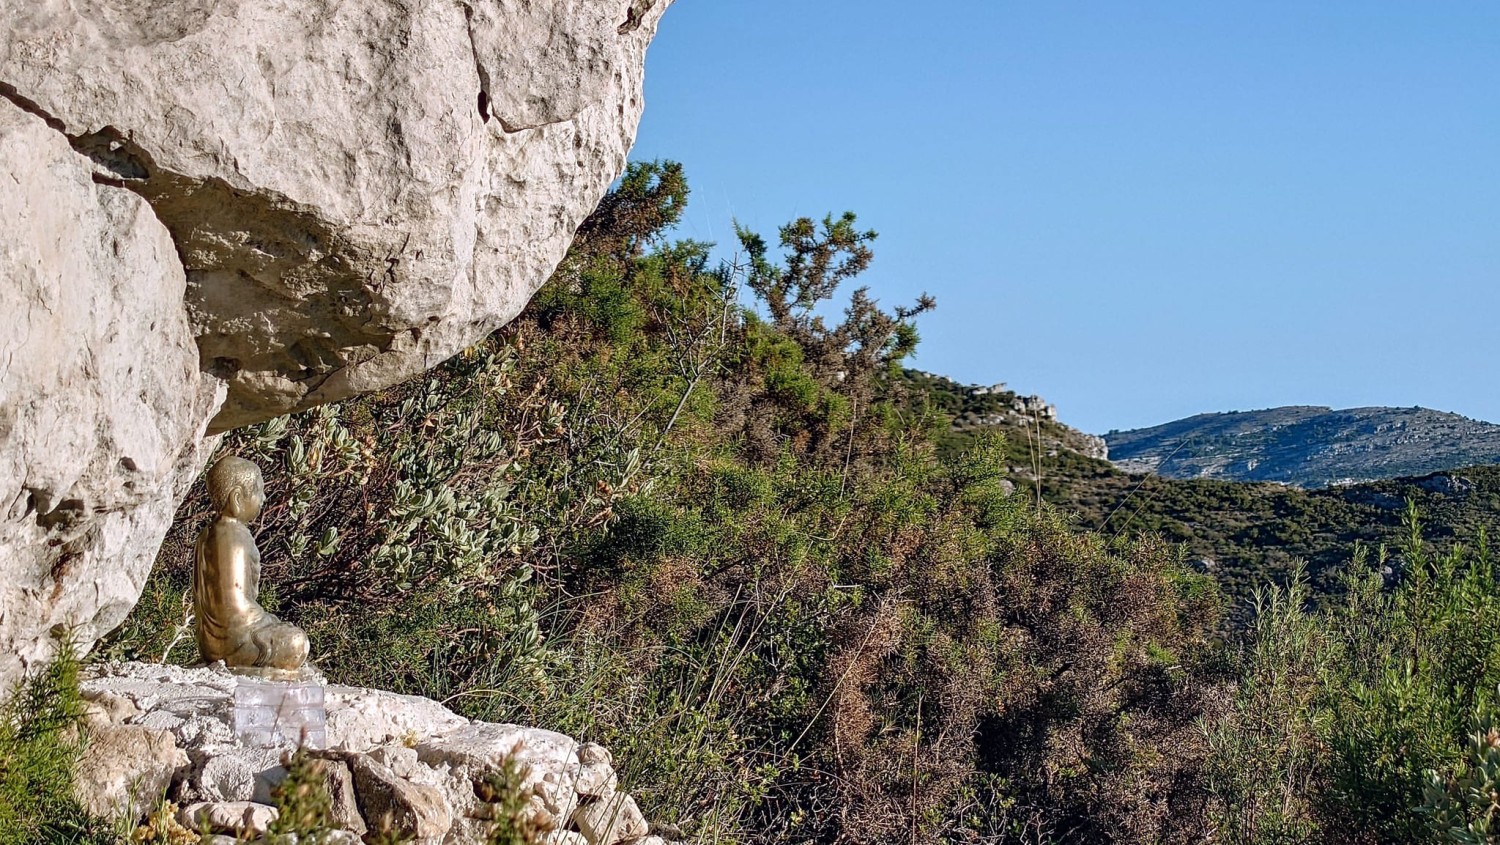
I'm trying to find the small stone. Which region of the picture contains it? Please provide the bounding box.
[369,743,422,779]
[73,721,188,820]
[323,758,366,835]
[178,801,279,836]
[571,793,649,845]
[575,762,617,798]
[514,792,559,829]
[80,688,139,724]
[577,742,612,767]
[543,832,591,845]
[352,753,452,839]
[625,838,668,845]
[79,701,112,726]
[574,745,616,798]
[539,770,580,821]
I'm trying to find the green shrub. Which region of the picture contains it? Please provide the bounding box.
[1420,701,1500,844]
[1204,570,1328,844]
[0,641,114,845]
[267,749,337,841]
[1208,504,1500,844]
[106,160,1231,844]
[476,757,550,845]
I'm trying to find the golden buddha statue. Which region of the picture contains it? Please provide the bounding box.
[194,456,310,675]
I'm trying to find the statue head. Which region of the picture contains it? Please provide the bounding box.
[206,456,265,521]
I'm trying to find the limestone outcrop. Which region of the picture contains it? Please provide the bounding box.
[80,662,683,845]
[0,0,669,690]
[0,99,224,694]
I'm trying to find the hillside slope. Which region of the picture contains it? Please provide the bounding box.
[902,379,1500,610]
[1104,406,1500,488]
[1054,463,1500,608]
[902,370,1110,469]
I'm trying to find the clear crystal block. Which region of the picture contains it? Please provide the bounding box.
[232,678,327,749]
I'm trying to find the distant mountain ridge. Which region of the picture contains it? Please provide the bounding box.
[901,376,1500,605]
[1104,406,1500,488]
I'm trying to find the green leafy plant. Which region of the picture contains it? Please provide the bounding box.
[106,160,1232,844]
[1421,704,1500,844]
[1205,503,1500,844]
[0,639,114,845]
[476,757,550,845]
[266,749,337,841]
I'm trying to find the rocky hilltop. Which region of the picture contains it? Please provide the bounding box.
[0,0,670,690]
[1105,406,1500,488]
[904,370,1109,463]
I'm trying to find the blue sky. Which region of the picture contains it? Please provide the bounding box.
[629,2,1500,434]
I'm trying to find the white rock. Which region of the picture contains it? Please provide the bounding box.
[80,688,141,724]
[325,685,470,752]
[351,753,453,841]
[0,0,672,686]
[319,757,367,836]
[543,832,592,845]
[1,0,671,431]
[540,769,581,822]
[575,758,618,799]
[80,663,666,844]
[417,722,582,791]
[578,742,613,767]
[369,743,424,779]
[196,754,258,803]
[178,801,279,836]
[0,99,222,695]
[73,721,188,821]
[571,793,649,845]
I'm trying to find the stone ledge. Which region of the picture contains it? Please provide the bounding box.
[80,661,688,845]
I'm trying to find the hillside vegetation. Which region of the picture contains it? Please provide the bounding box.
[89,163,1500,845]
[913,374,1500,610]
[1104,406,1500,487]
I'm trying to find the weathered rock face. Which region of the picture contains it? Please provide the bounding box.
[1,0,668,432]
[75,712,192,820]
[0,0,669,688]
[0,99,224,694]
[80,662,683,845]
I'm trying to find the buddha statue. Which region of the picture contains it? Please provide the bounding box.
[194,456,310,674]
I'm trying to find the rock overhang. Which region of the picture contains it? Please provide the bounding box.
[0,0,672,690]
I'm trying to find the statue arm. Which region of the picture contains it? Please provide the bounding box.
[208,524,262,615]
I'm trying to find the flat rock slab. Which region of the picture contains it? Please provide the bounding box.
[79,662,666,844]
[179,801,280,837]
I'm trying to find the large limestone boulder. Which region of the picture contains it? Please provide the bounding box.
[0,99,224,694]
[0,0,669,432]
[0,0,670,688]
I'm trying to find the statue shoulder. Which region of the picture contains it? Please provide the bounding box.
[201,518,257,553]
